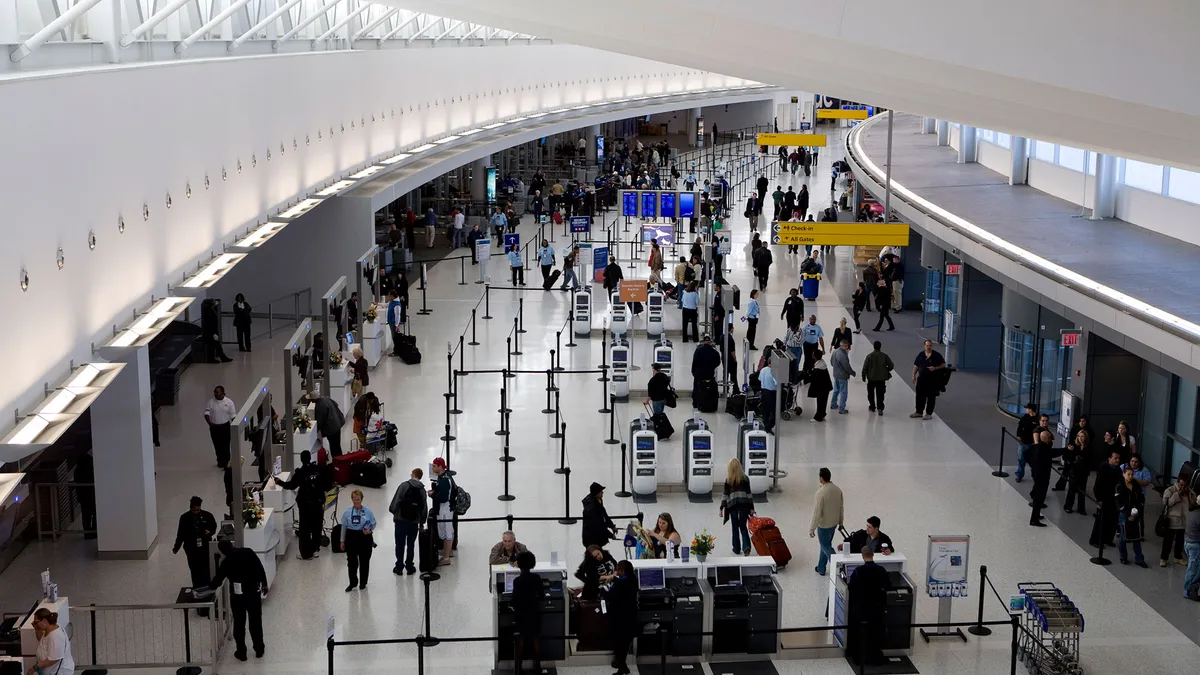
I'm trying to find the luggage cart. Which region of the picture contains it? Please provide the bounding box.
[1015,582,1083,675]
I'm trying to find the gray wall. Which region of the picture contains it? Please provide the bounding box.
[957,265,1003,371]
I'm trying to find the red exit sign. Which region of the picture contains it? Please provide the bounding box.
[1062,332,1081,347]
[945,263,962,275]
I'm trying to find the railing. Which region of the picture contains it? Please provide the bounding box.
[212,288,312,344]
[32,482,91,541]
[71,595,228,672]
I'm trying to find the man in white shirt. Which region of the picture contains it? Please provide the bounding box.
[452,209,465,249]
[204,386,237,469]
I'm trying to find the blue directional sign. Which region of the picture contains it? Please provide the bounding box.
[503,233,519,250]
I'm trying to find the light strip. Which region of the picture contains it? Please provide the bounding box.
[379,153,412,165]
[38,390,76,415]
[849,118,1200,340]
[549,108,570,114]
[460,129,483,136]
[314,180,356,197]
[409,143,436,153]
[433,135,460,145]
[277,198,323,220]
[66,364,101,388]
[482,122,507,130]
[181,252,246,289]
[526,112,549,119]
[508,116,528,122]
[8,416,49,445]
[233,221,287,249]
[349,165,385,179]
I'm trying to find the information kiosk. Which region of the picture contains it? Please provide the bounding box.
[682,415,714,501]
[610,290,630,336]
[706,558,781,658]
[573,288,592,337]
[652,337,674,381]
[492,563,568,668]
[610,336,630,400]
[630,559,705,660]
[827,552,914,655]
[629,417,659,501]
[737,418,772,496]
[646,290,665,337]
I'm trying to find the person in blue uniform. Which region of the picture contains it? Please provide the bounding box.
[339,489,377,591]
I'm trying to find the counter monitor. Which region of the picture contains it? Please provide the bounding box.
[715,565,742,588]
[749,438,767,450]
[638,567,666,590]
[503,570,519,594]
[692,437,711,450]
[636,438,655,450]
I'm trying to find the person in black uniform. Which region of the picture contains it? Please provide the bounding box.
[232,293,252,352]
[604,560,640,675]
[207,539,268,661]
[510,550,543,675]
[846,546,893,667]
[172,496,218,589]
[275,450,327,560]
[1028,431,1062,527]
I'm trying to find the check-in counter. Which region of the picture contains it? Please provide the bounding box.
[827,552,913,654]
[490,563,568,668]
[704,557,780,659]
[628,559,705,659]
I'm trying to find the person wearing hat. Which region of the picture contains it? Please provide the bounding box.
[581,482,618,549]
[172,496,217,589]
[428,457,456,566]
[1014,402,1039,483]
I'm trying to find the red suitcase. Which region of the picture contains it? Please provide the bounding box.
[332,450,371,486]
[751,524,793,567]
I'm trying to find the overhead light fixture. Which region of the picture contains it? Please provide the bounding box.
[433,135,461,145]
[35,386,104,416]
[570,105,589,110]
[180,252,246,289]
[482,122,507,130]
[105,297,196,347]
[379,153,412,165]
[276,198,323,220]
[526,112,549,119]
[549,108,570,114]
[314,180,357,197]
[0,473,24,508]
[508,116,529,122]
[349,165,385,179]
[460,128,484,136]
[64,362,124,389]
[409,143,436,153]
[0,362,125,458]
[232,221,288,250]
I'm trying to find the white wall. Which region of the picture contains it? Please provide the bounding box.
[0,44,749,423]
[949,125,961,151]
[977,141,1012,178]
[1116,184,1200,247]
[699,100,774,133]
[1028,159,1094,209]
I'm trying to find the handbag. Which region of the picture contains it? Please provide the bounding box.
[1154,513,1170,538]
[664,388,678,409]
[351,376,363,397]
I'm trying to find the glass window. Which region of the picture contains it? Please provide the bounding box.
[1174,377,1197,444]
[1123,159,1165,192]
[1057,146,1085,171]
[998,328,1035,416]
[1033,140,1056,163]
[949,122,960,128]
[1141,367,1172,475]
[1168,168,1200,204]
[995,133,1011,148]
[923,270,942,329]
[1087,152,1096,176]
[978,129,995,143]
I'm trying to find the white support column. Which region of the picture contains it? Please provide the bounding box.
[1009,136,1029,185]
[88,0,122,63]
[0,0,18,44]
[936,120,949,146]
[586,124,599,164]
[957,125,977,163]
[688,107,700,147]
[921,117,936,134]
[471,157,490,201]
[91,345,158,559]
[1091,153,1117,220]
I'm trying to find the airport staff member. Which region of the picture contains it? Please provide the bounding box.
[801,315,825,373]
[172,496,217,589]
[844,516,894,555]
[207,539,268,661]
[758,359,778,433]
[204,386,237,468]
[846,546,893,667]
[339,489,377,592]
[275,450,326,561]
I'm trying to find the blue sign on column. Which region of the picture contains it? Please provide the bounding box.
[569,216,592,233]
[502,233,520,250]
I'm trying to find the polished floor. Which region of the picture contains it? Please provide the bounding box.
[2,135,1197,675]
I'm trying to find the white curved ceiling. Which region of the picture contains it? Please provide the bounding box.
[383,0,1200,171]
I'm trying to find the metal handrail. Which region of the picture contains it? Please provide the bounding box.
[71,590,229,672]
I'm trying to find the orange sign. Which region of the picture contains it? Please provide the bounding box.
[618,280,648,303]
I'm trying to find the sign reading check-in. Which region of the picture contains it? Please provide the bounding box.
[769,221,910,247]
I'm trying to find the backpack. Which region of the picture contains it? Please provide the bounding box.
[398,482,423,521]
[452,484,472,516]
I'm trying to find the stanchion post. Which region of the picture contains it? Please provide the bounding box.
[483,284,492,319]
[1009,615,1019,675]
[1090,500,1112,566]
[993,428,1011,478]
[566,311,578,347]
[459,256,467,285]
[417,277,431,315]
[457,335,465,377]
[598,327,610,381]
[468,309,479,346]
[506,338,513,373]
[440,392,456,443]
[517,298,527,334]
[554,423,568,475]
[327,636,334,675]
[498,436,515,501]
[967,565,993,636]
[550,392,563,439]
[495,387,509,437]
[558,467,577,525]
[511,318,523,355]
[605,393,620,445]
[614,442,632,498]
[543,370,555,415]
[599,376,611,414]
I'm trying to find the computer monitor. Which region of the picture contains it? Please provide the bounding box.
[638,567,666,590]
[503,571,519,594]
[636,437,654,450]
[715,565,742,587]
[692,436,711,450]
[749,437,767,450]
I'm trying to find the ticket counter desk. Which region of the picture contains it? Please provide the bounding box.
[490,563,568,669]
[628,559,705,660]
[704,558,781,660]
[827,552,913,654]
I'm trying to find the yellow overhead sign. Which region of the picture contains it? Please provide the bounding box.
[772,222,910,237]
[755,133,827,147]
[817,109,870,120]
[771,232,910,247]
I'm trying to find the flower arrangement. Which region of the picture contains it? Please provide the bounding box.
[329,350,344,367]
[691,529,716,558]
[293,409,313,433]
[243,500,265,529]
[363,303,378,323]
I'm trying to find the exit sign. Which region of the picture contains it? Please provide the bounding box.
[945,263,963,275]
[1062,332,1081,347]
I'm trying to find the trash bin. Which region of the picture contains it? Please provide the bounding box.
[801,273,821,301]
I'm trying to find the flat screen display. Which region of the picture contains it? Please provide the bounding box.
[659,193,676,219]
[622,191,638,217]
[749,438,767,450]
[638,567,665,590]
[636,438,654,450]
[656,351,671,363]
[716,566,742,587]
[640,191,658,219]
[679,192,696,218]
[612,349,628,362]
[692,436,710,450]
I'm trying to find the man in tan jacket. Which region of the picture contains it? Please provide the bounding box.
[809,467,844,576]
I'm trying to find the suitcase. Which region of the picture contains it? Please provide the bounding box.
[396,336,421,365]
[750,524,792,567]
[694,378,719,413]
[351,461,387,488]
[330,524,344,554]
[332,450,372,486]
[544,269,562,291]
[651,413,674,440]
[725,393,746,419]
[418,526,436,572]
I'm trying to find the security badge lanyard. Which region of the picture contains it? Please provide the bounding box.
[351,509,363,527]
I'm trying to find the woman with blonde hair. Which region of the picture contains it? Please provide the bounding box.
[719,458,755,556]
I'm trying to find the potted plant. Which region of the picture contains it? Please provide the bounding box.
[293,409,313,434]
[329,350,344,368]
[691,529,716,563]
[363,303,378,323]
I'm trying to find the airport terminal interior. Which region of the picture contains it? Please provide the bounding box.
[5,3,1200,675]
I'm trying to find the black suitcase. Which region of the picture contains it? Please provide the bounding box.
[694,378,719,413]
[418,527,436,573]
[725,393,746,419]
[397,342,422,364]
[330,524,344,553]
[651,413,674,440]
[351,461,387,488]
[544,269,562,291]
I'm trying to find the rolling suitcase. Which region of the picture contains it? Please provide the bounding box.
[725,393,746,419]
[694,378,719,413]
[651,413,674,440]
[332,450,372,486]
[418,526,436,572]
[544,269,562,291]
[351,460,387,488]
[750,523,793,567]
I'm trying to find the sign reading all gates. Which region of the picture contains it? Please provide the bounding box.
[618,280,648,303]
[945,263,963,276]
[569,216,591,233]
[770,221,909,247]
[926,534,970,598]
[755,132,827,147]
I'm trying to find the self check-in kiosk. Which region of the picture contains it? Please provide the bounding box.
[630,560,705,660]
[492,563,568,668]
[610,336,630,400]
[573,288,592,337]
[630,416,659,501]
[646,290,665,337]
[610,290,629,336]
[653,337,674,381]
[683,414,713,501]
[706,559,781,657]
[828,553,915,656]
[737,417,772,496]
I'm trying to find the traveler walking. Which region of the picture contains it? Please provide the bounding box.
[1183,495,1200,598]
[388,468,428,575]
[558,245,581,291]
[772,186,784,220]
[756,175,769,203]
[204,386,236,469]
[720,458,755,556]
[806,350,833,421]
[233,293,252,352]
[752,239,773,290]
[536,239,555,287]
[782,186,796,223]
[861,341,894,415]
[872,280,895,331]
[339,489,377,591]
[781,288,804,328]
[852,283,868,332]
[207,539,268,660]
[809,468,844,575]
[830,340,855,414]
[645,364,672,416]
[758,355,779,432]
[797,185,810,221]
[745,289,760,350]
[910,339,945,419]
[862,261,879,312]
[1014,402,1039,483]
[1161,477,1191,567]
[172,496,217,589]
[746,192,760,232]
